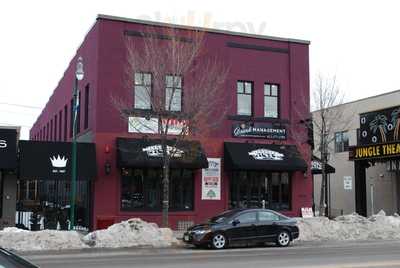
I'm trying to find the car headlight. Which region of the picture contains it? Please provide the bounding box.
[193,229,211,235]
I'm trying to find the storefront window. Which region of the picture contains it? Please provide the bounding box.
[121,168,194,211]
[229,171,291,211]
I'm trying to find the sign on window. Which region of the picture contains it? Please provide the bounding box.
[201,158,221,200]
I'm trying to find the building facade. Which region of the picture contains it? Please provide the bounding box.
[313,90,400,217]
[0,127,18,229]
[30,15,312,230]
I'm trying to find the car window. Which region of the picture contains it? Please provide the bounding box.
[258,211,280,221]
[236,212,257,224]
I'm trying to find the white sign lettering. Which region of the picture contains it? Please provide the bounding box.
[0,139,7,149]
[142,145,184,158]
[248,149,284,160]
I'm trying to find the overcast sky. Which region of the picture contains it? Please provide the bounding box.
[1,0,399,139]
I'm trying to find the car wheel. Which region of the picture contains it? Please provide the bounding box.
[276,231,291,247]
[211,233,227,249]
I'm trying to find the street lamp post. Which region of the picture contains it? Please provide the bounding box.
[70,56,84,230]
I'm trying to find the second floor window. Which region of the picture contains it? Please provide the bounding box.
[335,131,349,152]
[237,81,252,116]
[165,75,182,112]
[264,83,279,118]
[134,72,152,110]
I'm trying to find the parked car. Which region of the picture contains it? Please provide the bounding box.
[0,248,39,268]
[183,208,299,249]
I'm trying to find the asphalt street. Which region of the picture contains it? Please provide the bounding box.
[21,240,400,268]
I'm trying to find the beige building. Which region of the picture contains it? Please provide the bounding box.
[312,90,400,217]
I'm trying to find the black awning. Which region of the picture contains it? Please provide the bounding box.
[224,142,307,171]
[0,129,17,169]
[18,140,97,180]
[117,138,208,169]
[311,155,336,174]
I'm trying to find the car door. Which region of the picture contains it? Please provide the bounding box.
[256,211,281,242]
[225,211,258,243]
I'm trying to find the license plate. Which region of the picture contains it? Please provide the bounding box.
[184,234,189,241]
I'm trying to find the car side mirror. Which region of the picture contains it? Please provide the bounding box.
[232,219,240,226]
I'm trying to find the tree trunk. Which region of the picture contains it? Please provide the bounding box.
[319,162,326,217]
[162,146,170,228]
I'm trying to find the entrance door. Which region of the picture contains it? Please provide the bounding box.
[229,171,291,211]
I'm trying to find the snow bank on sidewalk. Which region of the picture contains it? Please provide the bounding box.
[81,218,177,248]
[0,218,177,251]
[0,229,87,251]
[298,210,400,241]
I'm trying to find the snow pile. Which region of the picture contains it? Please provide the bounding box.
[298,210,400,241]
[82,218,177,248]
[0,218,177,251]
[0,229,87,251]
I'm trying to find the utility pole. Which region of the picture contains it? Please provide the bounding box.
[70,56,84,230]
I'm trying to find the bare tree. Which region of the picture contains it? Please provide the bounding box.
[311,74,350,217]
[113,27,229,227]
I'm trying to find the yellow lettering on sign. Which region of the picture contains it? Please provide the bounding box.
[397,144,400,154]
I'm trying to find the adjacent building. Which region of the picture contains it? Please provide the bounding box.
[313,90,400,217]
[0,127,18,229]
[29,15,312,230]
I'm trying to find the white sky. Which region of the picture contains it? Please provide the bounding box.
[1,0,400,139]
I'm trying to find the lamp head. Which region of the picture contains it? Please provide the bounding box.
[75,56,84,81]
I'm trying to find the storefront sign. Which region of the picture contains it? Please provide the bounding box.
[0,129,17,169]
[128,117,188,135]
[142,145,184,158]
[344,176,352,190]
[201,158,221,200]
[19,141,97,180]
[349,142,400,160]
[232,122,286,140]
[359,106,400,145]
[248,149,284,161]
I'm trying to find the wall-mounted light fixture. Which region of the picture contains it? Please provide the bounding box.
[105,161,111,175]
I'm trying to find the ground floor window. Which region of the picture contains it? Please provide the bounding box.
[120,168,194,212]
[16,179,91,230]
[229,171,291,211]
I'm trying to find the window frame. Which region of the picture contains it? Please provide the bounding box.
[236,80,253,116]
[335,131,349,153]
[165,74,183,112]
[134,72,153,110]
[263,82,280,119]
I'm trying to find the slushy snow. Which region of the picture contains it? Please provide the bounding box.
[298,210,400,241]
[0,218,177,251]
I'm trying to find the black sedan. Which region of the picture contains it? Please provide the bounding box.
[183,209,299,249]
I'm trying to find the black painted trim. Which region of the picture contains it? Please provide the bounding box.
[226,42,289,53]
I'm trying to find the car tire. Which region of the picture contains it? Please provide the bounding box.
[276,230,291,247]
[211,233,228,249]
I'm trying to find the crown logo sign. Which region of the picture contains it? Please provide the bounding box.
[50,155,68,168]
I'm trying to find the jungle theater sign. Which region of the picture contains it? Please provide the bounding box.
[349,106,400,161]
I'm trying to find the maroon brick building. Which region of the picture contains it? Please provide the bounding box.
[30,15,312,230]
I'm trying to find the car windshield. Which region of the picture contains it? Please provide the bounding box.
[208,210,238,223]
